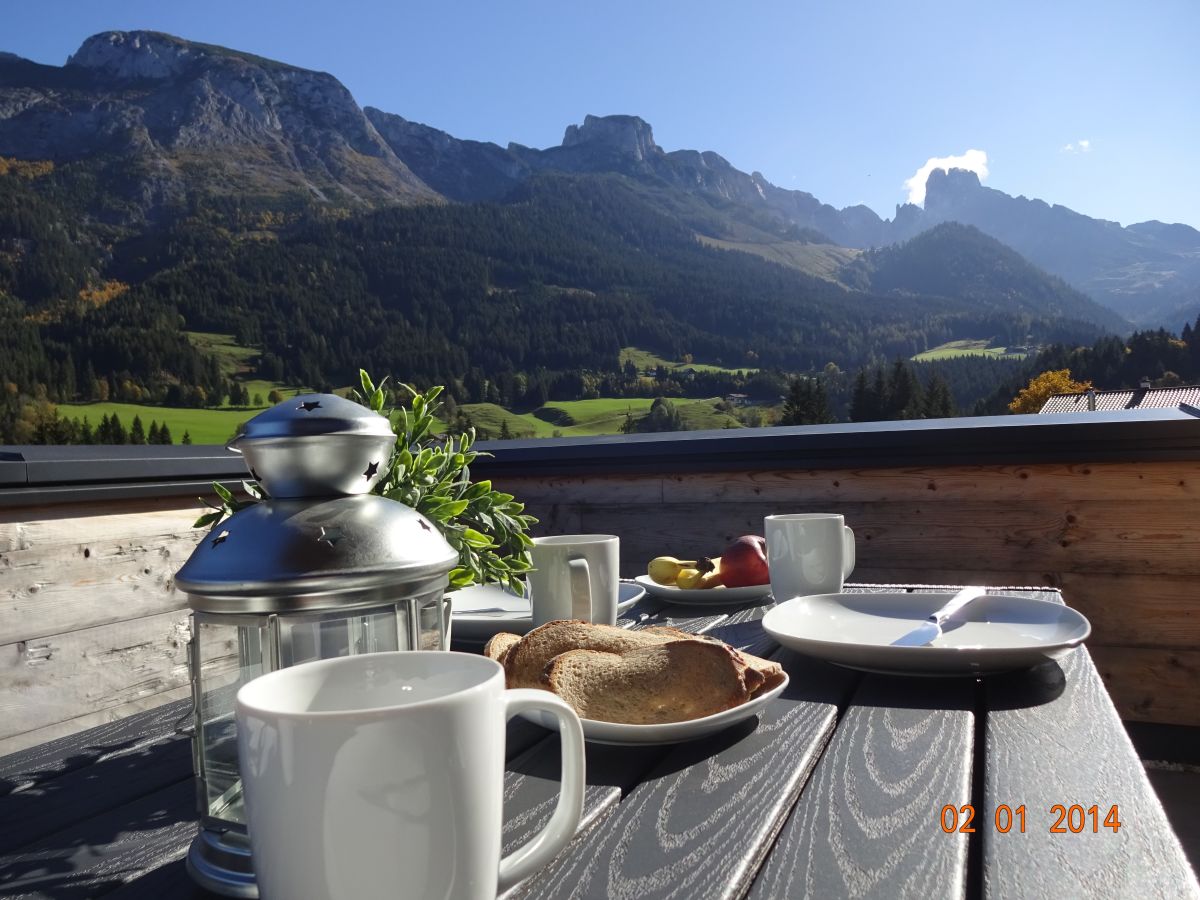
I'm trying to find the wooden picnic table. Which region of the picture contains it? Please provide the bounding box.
[2,585,1197,899]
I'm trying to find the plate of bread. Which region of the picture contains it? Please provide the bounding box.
[484,620,788,745]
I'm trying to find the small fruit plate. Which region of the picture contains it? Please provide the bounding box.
[633,575,772,606]
[520,672,789,745]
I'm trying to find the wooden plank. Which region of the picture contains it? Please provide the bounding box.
[515,649,857,900]
[0,734,192,855]
[0,698,191,796]
[0,686,192,760]
[0,778,196,899]
[746,676,975,900]
[0,611,235,746]
[500,461,1200,506]
[1089,646,1200,726]
[983,646,1200,898]
[658,461,1200,505]
[500,736,665,899]
[0,534,196,645]
[0,501,201,553]
[580,500,1200,578]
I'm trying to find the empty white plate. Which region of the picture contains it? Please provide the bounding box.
[449,581,646,643]
[762,592,1091,676]
[520,673,789,745]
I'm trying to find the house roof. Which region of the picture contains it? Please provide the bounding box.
[1039,384,1200,414]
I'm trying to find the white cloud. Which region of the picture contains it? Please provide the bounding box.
[1062,139,1092,154]
[904,149,989,205]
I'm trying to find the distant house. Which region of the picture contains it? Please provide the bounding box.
[1039,382,1200,414]
[725,393,751,407]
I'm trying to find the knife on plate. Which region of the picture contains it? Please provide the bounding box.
[891,586,987,647]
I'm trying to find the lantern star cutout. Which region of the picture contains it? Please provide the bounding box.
[299,400,322,412]
[211,530,230,548]
[362,461,379,480]
[318,526,344,547]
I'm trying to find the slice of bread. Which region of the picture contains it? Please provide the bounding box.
[483,632,521,668]
[643,626,783,696]
[543,640,752,724]
[505,620,691,689]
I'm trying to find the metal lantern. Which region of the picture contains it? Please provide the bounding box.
[176,393,458,897]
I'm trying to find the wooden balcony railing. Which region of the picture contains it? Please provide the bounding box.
[2,409,1198,756]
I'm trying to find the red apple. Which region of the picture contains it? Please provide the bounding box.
[717,535,769,587]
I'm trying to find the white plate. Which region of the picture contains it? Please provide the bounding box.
[763,592,1091,676]
[520,673,789,745]
[449,581,646,643]
[633,574,772,606]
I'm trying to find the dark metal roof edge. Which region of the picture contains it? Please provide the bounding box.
[2,409,1198,505]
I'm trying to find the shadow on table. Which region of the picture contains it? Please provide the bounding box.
[982,659,1067,710]
[0,736,197,899]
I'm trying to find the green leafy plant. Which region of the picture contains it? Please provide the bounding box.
[195,371,536,592]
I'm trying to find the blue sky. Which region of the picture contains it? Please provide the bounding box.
[7,0,1199,227]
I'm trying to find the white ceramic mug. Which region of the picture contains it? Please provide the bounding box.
[236,652,586,900]
[528,534,619,626]
[765,513,856,599]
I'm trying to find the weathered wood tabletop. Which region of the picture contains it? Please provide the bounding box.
[1,586,1197,900]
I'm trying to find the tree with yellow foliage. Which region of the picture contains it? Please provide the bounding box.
[1008,369,1093,414]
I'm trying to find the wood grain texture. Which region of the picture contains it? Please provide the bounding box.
[0,685,193,760]
[983,646,1200,899]
[515,650,857,900]
[0,501,201,553]
[0,734,192,855]
[746,677,975,900]
[498,461,1200,506]
[581,500,1200,579]
[1089,646,1200,725]
[0,611,232,747]
[0,778,196,899]
[0,533,195,645]
[0,698,191,795]
[500,737,665,899]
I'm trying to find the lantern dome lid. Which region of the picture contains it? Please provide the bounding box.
[230,393,393,442]
[176,495,457,614]
[227,393,396,499]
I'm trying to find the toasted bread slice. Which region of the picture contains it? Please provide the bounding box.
[504,620,680,689]
[543,640,752,724]
[645,627,783,696]
[483,632,522,668]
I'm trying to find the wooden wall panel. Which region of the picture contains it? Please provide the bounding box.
[0,609,237,747]
[0,458,1195,754]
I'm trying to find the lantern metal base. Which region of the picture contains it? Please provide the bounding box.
[187,827,258,898]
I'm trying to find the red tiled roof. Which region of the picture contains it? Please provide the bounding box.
[1039,385,1200,413]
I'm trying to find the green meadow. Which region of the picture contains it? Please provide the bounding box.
[56,401,259,445]
[912,340,1030,362]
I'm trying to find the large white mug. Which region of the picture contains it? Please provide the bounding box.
[236,652,585,900]
[765,513,856,599]
[528,534,619,626]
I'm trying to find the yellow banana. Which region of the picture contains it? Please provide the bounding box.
[675,567,704,589]
[647,556,697,585]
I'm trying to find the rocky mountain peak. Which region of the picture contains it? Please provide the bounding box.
[66,31,207,80]
[561,114,660,161]
[924,166,983,198]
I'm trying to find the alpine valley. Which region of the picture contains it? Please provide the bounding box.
[2,31,1198,442]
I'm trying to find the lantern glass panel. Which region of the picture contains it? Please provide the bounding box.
[418,590,448,650]
[276,605,406,666]
[196,617,269,826]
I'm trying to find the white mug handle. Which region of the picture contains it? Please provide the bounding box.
[567,556,592,621]
[497,690,586,891]
[842,526,856,579]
